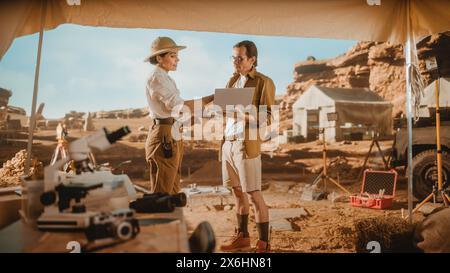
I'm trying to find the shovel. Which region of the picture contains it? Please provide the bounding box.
[300,173,328,201]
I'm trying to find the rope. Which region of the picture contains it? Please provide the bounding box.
[408,52,426,123]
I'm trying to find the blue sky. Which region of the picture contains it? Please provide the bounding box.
[0,25,356,118]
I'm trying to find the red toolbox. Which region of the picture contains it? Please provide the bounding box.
[350,169,398,209]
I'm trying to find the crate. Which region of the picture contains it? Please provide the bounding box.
[350,169,398,209]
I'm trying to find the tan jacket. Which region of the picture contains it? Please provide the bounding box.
[220,67,276,159]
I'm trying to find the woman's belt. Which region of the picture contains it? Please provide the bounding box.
[153,117,175,125]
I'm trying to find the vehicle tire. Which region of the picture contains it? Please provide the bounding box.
[409,150,450,200]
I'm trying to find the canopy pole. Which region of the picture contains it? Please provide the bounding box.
[24,0,47,176]
[405,0,414,224]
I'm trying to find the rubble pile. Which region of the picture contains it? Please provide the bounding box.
[354,216,417,253]
[0,150,43,188]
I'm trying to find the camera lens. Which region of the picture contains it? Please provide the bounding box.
[171,192,187,207]
[116,221,133,240]
[130,194,175,213]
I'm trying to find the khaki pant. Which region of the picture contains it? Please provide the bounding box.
[222,140,262,192]
[145,123,183,194]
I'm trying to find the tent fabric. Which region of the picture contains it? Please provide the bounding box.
[293,85,391,109]
[1,0,450,60]
[293,85,335,109]
[315,86,386,103]
[420,78,450,108]
[414,207,450,253]
[335,101,393,134]
[418,78,450,117]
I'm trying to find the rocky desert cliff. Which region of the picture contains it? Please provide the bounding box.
[279,32,449,131]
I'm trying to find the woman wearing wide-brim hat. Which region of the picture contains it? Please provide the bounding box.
[144,36,214,194]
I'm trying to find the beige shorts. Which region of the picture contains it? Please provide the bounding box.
[221,140,261,192]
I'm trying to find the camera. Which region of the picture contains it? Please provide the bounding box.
[84,208,140,242]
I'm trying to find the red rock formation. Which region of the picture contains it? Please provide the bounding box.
[280,32,450,131]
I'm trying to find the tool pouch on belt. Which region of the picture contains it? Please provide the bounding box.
[162,136,173,158]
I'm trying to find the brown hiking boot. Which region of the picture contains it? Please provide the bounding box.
[220,229,251,252]
[254,240,271,253]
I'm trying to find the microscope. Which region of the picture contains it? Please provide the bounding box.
[37,126,137,230]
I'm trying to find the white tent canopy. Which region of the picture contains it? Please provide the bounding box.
[1,0,450,60]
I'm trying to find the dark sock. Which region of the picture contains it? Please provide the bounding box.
[237,213,249,237]
[256,222,269,242]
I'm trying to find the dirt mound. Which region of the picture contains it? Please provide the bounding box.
[186,160,222,184]
[0,150,43,188]
[354,216,417,253]
[309,224,355,251]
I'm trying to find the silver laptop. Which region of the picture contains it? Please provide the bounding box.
[213,87,255,110]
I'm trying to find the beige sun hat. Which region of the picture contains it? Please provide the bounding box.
[144,36,186,63]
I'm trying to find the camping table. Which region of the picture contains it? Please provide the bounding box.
[0,208,189,253]
[182,186,232,211]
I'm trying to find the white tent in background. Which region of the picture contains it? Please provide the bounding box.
[418,78,450,117]
[292,86,393,142]
[1,0,450,222]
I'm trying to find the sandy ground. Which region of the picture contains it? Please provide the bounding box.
[0,118,423,252]
[181,179,419,253]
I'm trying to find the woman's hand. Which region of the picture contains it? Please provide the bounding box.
[184,94,214,113]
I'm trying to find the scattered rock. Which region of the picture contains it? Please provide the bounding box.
[270,208,310,231]
[417,202,444,216]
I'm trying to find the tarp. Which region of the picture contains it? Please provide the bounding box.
[335,101,393,136]
[293,86,390,108]
[1,0,450,60]
[421,78,450,108]
[414,208,450,253]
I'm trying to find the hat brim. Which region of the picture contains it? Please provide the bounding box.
[144,46,186,62]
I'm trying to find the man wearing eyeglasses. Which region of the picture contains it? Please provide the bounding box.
[219,40,275,253]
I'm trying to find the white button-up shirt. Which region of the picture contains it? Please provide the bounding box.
[224,74,247,138]
[145,66,184,119]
